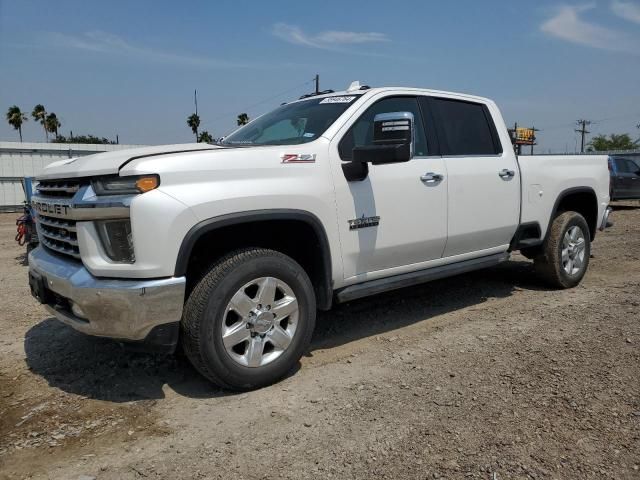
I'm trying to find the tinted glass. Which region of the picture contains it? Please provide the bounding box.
[615,158,629,173]
[429,98,500,156]
[222,95,361,146]
[626,159,640,174]
[339,96,429,160]
[614,158,639,174]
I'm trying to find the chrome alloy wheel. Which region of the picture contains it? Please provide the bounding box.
[222,277,299,368]
[562,225,586,275]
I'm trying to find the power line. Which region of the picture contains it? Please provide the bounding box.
[536,112,640,131]
[199,77,317,128]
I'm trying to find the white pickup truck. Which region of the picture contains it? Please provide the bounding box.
[28,82,612,390]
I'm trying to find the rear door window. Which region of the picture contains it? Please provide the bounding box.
[427,98,502,156]
[616,158,637,174]
[625,159,640,174]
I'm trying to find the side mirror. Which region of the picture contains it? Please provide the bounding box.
[353,112,414,165]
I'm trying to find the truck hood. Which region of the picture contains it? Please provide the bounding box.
[37,143,219,180]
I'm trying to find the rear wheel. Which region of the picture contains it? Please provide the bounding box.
[535,211,590,288]
[181,248,316,391]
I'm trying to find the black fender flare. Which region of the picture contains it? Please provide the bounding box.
[546,186,598,240]
[174,209,333,310]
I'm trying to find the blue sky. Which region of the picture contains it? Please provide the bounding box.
[1,0,639,152]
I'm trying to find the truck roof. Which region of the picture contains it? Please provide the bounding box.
[291,85,493,106]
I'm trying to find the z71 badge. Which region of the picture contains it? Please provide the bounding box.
[348,215,380,230]
[281,153,316,163]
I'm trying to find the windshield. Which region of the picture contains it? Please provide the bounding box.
[221,95,362,146]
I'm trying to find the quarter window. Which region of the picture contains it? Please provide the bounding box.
[615,158,629,173]
[339,96,429,160]
[618,158,640,174]
[428,98,501,156]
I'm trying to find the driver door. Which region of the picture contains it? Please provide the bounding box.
[329,95,448,281]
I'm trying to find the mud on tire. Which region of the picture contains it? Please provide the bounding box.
[535,211,591,289]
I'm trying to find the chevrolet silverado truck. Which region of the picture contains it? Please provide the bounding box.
[28,83,612,390]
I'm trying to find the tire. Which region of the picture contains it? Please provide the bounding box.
[181,248,316,391]
[535,211,591,289]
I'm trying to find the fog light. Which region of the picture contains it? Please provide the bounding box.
[71,302,87,319]
[96,219,135,263]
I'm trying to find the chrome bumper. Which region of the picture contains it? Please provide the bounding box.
[599,207,613,231]
[28,246,186,343]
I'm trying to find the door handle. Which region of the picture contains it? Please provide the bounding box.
[420,172,444,183]
[499,169,515,179]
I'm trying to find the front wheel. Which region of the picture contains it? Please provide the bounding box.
[535,211,591,288]
[181,248,316,391]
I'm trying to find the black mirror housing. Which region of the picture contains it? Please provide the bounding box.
[353,143,411,165]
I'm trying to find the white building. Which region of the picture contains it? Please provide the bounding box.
[0,142,145,211]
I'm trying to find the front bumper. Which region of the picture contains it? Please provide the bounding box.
[28,246,186,352]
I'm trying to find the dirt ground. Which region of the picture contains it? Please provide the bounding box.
[0,204,638,480]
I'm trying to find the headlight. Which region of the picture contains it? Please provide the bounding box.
[96,219,135,263]
[92,175,159,195]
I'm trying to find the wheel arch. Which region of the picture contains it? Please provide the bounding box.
[175,209,333,310]
[547,187,599,241]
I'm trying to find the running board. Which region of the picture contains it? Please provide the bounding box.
[335,253,510,304]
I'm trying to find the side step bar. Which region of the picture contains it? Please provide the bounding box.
[335,252,510,304]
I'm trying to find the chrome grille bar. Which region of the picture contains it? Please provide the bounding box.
[36,179,81,197]
[38,216,77,232]
[37,213,80,260]
[41,237,81,259]
[40,228,79,246]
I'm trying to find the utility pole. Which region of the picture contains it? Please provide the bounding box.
[575,119,591,153]
[530,126,539,155]
[194,89,199,139]
[314,74,319,94]
[512,122,521,155]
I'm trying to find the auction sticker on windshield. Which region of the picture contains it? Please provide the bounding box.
[319,96,356,104]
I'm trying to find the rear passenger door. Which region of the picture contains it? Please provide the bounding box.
[423,96,520,258]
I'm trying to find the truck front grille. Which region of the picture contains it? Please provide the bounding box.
[38,215,80,259]
[34,177,87,260]
[36,179,83,198]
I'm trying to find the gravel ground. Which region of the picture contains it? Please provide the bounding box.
[0,204,638,480]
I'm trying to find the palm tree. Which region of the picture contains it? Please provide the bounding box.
[6,106,28,142]
[237,113,250,126]
[187,113,200,141]
[45,112,61,138]
[32,104,48,141]
[198,131,213,143]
